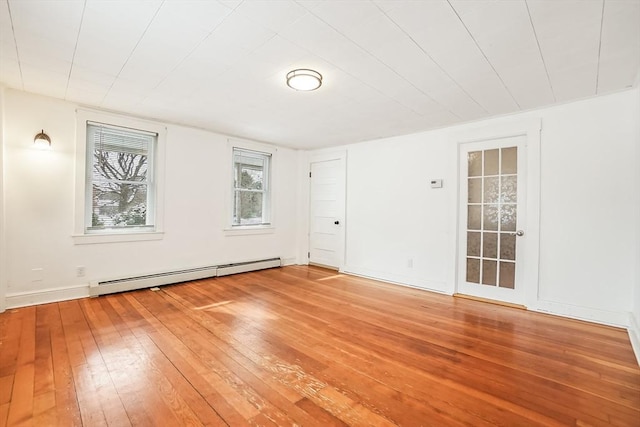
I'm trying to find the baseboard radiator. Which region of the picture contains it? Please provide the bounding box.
[89,257,281,297]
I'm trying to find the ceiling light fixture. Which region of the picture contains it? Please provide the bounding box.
[34,129,51,149]
[286,69,322,91]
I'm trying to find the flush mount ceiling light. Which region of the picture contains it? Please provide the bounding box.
[33,129,51,149]
[286,69,322,91]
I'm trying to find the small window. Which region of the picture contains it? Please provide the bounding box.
[232,148,271,226]
[86,122,157,232]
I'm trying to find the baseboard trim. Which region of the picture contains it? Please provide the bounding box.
[453,293,526,310]
[6,284,90,309]
[532,300,629,328]
[628,312,640,367]
[341,267,450,295]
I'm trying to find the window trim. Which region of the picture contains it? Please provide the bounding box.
[225,139,277,235]
[73,109,166,245]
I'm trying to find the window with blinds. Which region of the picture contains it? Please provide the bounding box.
[86,122,157,232]
[232,148,271,226]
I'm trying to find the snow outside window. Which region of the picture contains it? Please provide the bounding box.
[85,122,157,233]
[232,148,271,226]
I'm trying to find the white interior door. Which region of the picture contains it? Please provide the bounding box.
[309,156,345,269]
[457,135,528,305]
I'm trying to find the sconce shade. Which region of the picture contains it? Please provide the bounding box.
[34,130,51,148]
[286,69,322,91]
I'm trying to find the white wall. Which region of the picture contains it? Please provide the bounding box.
[0,86,6,312]
[2,89,301,306]
[631,85,640,360]
[328,88,639,328]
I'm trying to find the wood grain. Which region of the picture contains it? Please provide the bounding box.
[0,265,638,426]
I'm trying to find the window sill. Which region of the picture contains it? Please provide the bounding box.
[223,226,275,236]
[72,231,164,245]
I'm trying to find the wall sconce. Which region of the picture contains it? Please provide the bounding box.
[34,130,51,149]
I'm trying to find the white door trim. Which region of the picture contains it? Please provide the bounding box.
[450,118,541,308]
[308,150,347,270]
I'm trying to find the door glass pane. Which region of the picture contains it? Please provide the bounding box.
[468,178,482,203]
[468,205,481,230]
[501,147,517,174]
[467,258,480,283]
[482,260,497,285]
[468,151,482,177]
[501,176,517,203]
[483,205,499,231]
[499,262,515,289]
[500,204,517,231]
[483,177,499,203]
[483,232,497,258]
[484,149,499,175]
[500,233,516,260]
[467,232,481,257]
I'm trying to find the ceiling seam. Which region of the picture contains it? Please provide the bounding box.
[374,2,489,116]
[64,0,87,100]
[595,0,605,94]
[5,0,24,91]
[99,0,167,105]
[289,1,433,119]
[296,1,462,120]
[446,0,522,110]
[137,0,245,106]
[525,0,556,103]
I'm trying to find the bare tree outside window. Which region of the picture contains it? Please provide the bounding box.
[87,124,156,230]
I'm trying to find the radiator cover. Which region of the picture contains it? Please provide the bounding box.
[89,258,281,296]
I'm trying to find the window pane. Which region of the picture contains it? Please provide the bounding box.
[484,149,499,175]
[234,191,264,225]
[92,183,147,228]
[482,260,497,286]
[238,165,263,190]
[483,232,498,259]
[93,150,148,182]
[467,232,481,257]
[501,147,517,174]
[232,148,271,226]
[468,151,482,177]
[466,258,480,283]
[468,178,481,203]
[499,262,515,289]
[86,123,155,231]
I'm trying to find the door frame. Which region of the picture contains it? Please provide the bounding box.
[307,150,347,271]
[450,119,541,308]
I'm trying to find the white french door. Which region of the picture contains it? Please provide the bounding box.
[309,156,346,269]
[457,135,528,305]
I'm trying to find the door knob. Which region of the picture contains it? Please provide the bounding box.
[334,220,340,225]
[510,230,524,237]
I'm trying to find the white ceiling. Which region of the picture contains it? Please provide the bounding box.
[1,0,639,149]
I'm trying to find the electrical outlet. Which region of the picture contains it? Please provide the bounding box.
[76,266,86,277]
[407,258,413,268]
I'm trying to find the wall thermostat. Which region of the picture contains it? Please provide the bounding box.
[430,179,443,189]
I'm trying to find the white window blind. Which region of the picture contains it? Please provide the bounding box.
[86,122,157,232]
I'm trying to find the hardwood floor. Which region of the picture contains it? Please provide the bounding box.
[1,265,639,426]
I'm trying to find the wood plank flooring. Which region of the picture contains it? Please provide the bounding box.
[1,265,639,426]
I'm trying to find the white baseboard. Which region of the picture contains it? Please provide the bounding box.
[6,284,90,309]
[531,300,629,328]
[341,266,450,295]
[628,312,640,367]
[281,257,297,266]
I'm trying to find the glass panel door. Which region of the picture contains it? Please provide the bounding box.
[458,136,526,304]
